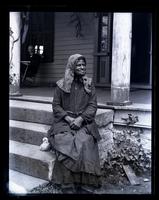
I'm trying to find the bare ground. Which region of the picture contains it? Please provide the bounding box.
[30,174,151,194]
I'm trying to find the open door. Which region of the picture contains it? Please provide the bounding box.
[131,13,152,88]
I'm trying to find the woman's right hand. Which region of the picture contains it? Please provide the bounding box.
[64,116,75,125]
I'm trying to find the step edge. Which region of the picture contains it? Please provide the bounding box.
[113,122,151,129]
[10,120,51,132]
[9,140,56,162]
[10,97,151,112]
[9,169,48,193]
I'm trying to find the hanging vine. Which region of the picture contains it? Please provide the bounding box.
[69,12,83,38]
[9,26,20,85]
[9,12,29,86]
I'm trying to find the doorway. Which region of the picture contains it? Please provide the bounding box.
[130,13,152,88]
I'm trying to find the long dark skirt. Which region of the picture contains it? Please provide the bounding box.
[49,120,102,187]
[52,159,101,187]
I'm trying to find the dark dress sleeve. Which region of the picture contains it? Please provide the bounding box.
[81,83,97,123]
[53,86,68,122]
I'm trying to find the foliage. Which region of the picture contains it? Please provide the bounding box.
[102,128,151,177]
[9,27,19,86]
[121,113,139,126]
[9,64,18,85]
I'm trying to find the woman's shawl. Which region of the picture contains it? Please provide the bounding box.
[56,54,92,94]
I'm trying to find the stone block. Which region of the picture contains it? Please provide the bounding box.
[10,100,114,127]
[114,109,151,128]
[9,169,48,193]
[98,127,114,167]
[10,107,53,125]
[95,109,114,127]
[9,140,56,181]
[9,120,50,146]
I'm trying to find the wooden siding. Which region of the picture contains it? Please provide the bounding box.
[36,12,95,85]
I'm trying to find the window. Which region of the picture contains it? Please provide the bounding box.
[21,12,54,63]
[99,15,109,52]
[94,13,113,85]
[34,45,44,56]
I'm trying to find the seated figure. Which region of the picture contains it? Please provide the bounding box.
[44,54,102,194]
[21,45,41,84]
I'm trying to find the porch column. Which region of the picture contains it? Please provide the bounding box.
[108,13,132,106]
[9,12,22,96]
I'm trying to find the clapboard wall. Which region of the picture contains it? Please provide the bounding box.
[36,12,95,85]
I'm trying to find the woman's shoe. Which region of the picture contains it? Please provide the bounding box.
[61,184,76,194]
[40,137,51,151]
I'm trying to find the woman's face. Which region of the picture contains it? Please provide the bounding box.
[74,59,86,76]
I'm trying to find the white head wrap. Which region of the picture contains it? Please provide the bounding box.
[56,54,92,94]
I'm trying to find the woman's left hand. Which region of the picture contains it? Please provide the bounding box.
[70,116,83,130]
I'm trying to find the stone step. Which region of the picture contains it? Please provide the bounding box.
[9,120,50,146]
[9,169,48,194]
[10,95,53,104]
[9,99,114,127]
[10,100,53,125]
[99,102,151,129]
[9,140,56,181]
[113,108,151,129]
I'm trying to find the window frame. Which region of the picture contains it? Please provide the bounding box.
[93,13,113,87]
[21,12,54,63]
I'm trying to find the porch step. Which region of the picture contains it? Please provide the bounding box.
[9,99,114,185]
[113,107,151,129]
[9,100,53,125]
[9,140,56,181]
[9,120,50,146]
[9,99,114,127]
[9,169,48,193]
[98,103,151,129]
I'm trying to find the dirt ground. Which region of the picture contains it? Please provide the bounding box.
[30,174,151,194]
[95,175,151,194]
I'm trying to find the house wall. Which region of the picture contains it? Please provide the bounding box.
[36,12,95,85]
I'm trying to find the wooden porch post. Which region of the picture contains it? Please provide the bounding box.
[108,13,132,106]
[9,12,22,96]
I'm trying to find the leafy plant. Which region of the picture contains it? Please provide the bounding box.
[9,27,19,86]
[121,114,139,126]
[103,128,151,177]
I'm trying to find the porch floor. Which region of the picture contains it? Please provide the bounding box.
[19,86,151,106]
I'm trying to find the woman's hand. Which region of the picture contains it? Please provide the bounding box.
[70,116,83,130]
[64,116,75,125]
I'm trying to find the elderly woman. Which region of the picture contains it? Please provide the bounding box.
[48,54,101,194]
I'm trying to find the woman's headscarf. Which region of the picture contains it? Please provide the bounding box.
[56,54,92,94]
